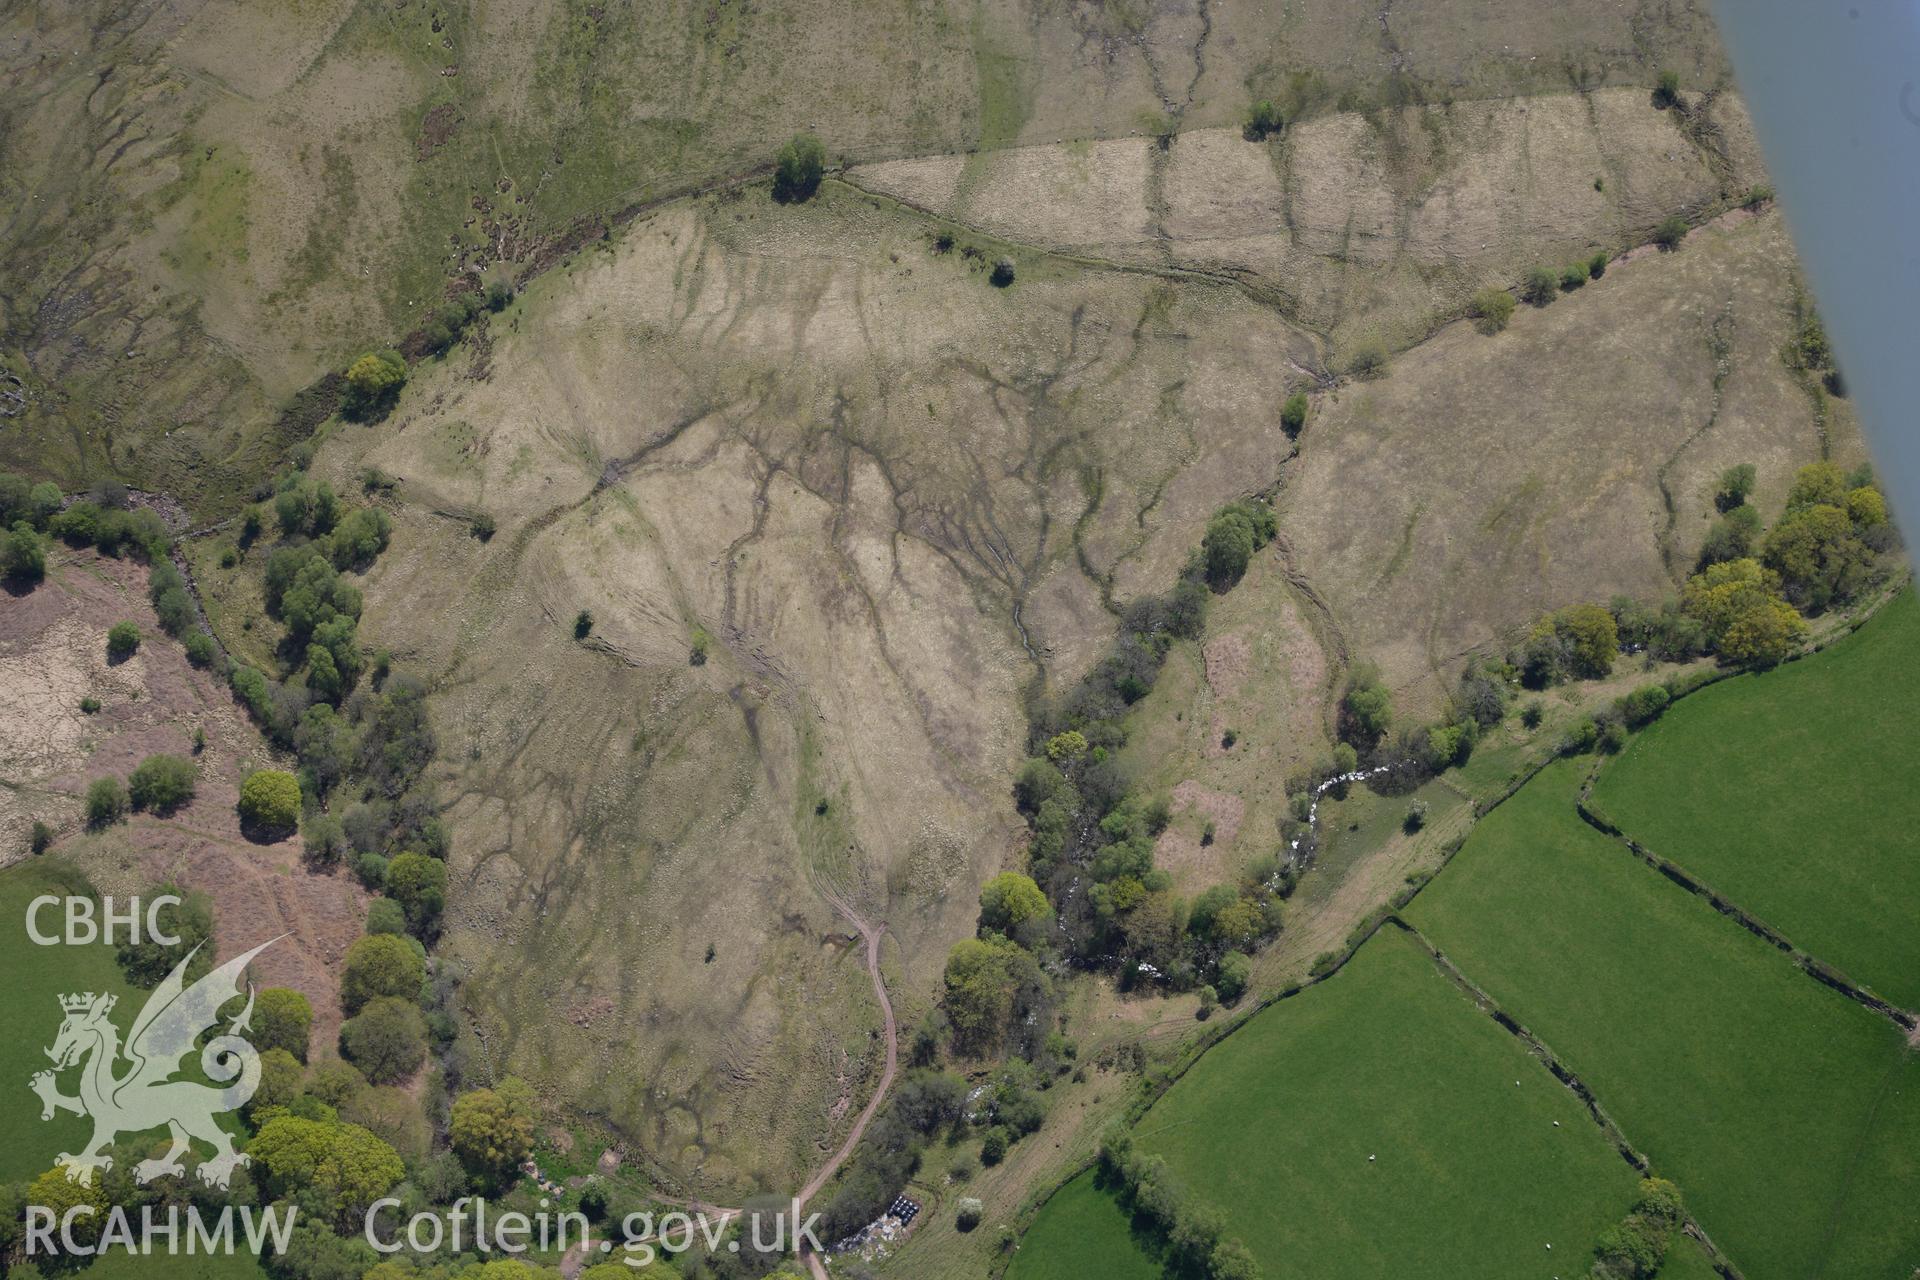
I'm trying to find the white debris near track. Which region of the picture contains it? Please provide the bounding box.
[831,1195,921,1264]
[1288,765,1395,854]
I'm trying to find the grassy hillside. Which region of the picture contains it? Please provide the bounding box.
[0,0,1730,516]
[1283,208,1868,716]
[3,0,1838,1225]
[1592,588,1920,1009]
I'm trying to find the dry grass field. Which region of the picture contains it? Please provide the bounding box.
[850,87,1768,361]
[314,183,1313,1193]
[1,0,1727,505]
[1,0,1850,1233]
[1283,207,1866,716]
[305,180,1846,1207]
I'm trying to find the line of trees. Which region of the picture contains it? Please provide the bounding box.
[1097,1127,1260,1279]
[1011,498,1287,1000]
[1590,1177,1687,1279]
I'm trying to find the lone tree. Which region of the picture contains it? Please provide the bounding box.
[1245,99,1283,140]
[773,133,826,203]
[1280,391,1309,436]
[129,754,198,814]
[343,351,407,420]
[1339,662,1393,749]
[1346,339,1388,379]
[239,768,303,837]
[1653,68,1682,109]
[1204,510,1254,587]
[2,522,45,585]
[106,621,141,661]
[85,777,129,829]
[1521,267,1559,307]
[1470,288,1516,334]
[1201,500,1275,590]
[1716,462,1757,512]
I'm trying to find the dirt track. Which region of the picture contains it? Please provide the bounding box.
[799,889,898,1210]
[795,889,897,1278]
[572,887,896,1280]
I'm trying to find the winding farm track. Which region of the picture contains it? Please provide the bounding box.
[572,888,895,1280]
[802,890,897,1207]
[796,889,898,1277]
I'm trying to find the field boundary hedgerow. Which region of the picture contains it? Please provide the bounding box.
[1582,581,1920,1017]
[1394,918,1747,1280]
[1368,571,1909,944]
[1574,791,1916,1035]
[989,742,1585,1278]
[1000,578,1911,1277]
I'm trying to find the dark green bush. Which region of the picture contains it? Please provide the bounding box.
[773,133,826,202]
[183,630,217,667]
[1281,391,1309,436]
[1562,716,1600,755]
[106,621,140,660]
[1715,463,1757,512]
[1471,288,1516,333]
[85,777,129,828]
[2,522,47,585]
[1521,267,1559,306]
[129,754,198,813]
[1347,340,1388,379]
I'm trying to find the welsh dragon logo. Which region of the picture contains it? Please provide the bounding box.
[30,937,279,1189]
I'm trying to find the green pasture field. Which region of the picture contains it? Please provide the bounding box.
[1102,926,1637,1278]
[0,857,142,1182]
[1591,588,1920,1010]
[1660,1233,1723,1280]
[1006,1169,1161,1280]
[1,859,275,1280]
[1409,759,1920,1279]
